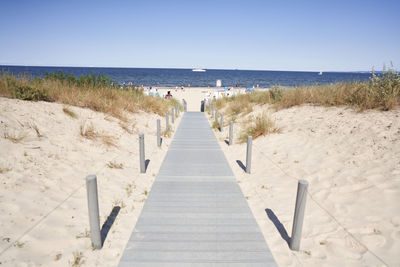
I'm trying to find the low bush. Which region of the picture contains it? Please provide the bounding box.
[14,85,50,101]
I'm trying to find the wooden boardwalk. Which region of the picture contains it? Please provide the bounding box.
[119,112,276,266]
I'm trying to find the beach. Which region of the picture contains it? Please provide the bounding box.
[211,103,400,266]
[0,89,399,266]
[0,97,181,266]
[154,87,246,112]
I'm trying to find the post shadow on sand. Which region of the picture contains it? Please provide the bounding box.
[101,206,121,245]
[236,160,246,172]
[145,159,150,172]
[265,208,291,246]
[224,140,229,145]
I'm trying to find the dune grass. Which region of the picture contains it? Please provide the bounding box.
[79,122,97,140]
[211,120,220,130]
[216,68,400,114]
[63,107,77,118]
[79,121,116,146]
[107,161,123,169]
[239,113,281,143]
[2,126,26,143]
[0,72,179,120]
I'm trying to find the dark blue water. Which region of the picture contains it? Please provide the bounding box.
[0,65,372,88]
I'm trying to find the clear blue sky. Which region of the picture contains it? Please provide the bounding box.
[1,0,399,71]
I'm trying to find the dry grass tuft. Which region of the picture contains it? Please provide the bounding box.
[2,125,26,143]
[107,161,123,169]
[75,229,89,239]
[70,251,84,267]
[79,122,97,140]
[239,113,281,143]
[0,166,12,173]
[125,183,135,197]
[29,122,42,137]
[63,107,77,118]
[119,121,135,134]
[100,134,117,147]
[79,121,117,146]
[211,120,220,130]
[162,128,173,138]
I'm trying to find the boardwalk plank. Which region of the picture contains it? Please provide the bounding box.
[119,112,276,266]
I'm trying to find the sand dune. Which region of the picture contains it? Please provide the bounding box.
[212,105,400,266]
[0,97,180,266]
[1,94,399,266]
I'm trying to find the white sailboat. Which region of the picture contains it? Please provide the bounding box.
[318,71,323,75]
[192,68,206,72]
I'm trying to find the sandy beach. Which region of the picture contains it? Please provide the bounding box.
[0,97,181,266]
[1,91,399,266]
[150,87,246,112]
[211,104,400,266]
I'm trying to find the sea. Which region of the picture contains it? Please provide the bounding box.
[0,65,373,88]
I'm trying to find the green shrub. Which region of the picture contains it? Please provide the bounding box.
[369,69,400,110]
[269,86,283,103]
[212,120,220,130]
[14,85,50,101]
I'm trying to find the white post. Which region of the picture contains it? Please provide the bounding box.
[157,119,161,147]
[246,136,252,174]
[86,175,102,249]
[220,114,224,132]
[229,121,233,145]
[166,112,169,130]
[290,180,309,251]
[139,133,145,173]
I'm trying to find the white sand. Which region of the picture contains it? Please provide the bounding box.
[0,97,181,266]
[1,93,400,266]
[155,87,245,112]
[211,104,400,266]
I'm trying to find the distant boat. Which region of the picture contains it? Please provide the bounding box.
[192,68,206,72]
[318,71,323,75]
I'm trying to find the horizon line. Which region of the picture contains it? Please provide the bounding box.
[0,63,376,73]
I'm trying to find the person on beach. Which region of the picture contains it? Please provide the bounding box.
[165,90,172,99]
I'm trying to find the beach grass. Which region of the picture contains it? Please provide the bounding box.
[216,68,400,113]
[0,72,180,120]
[2,126,26,143]
[239,113,281,143]
[63,107,77,118]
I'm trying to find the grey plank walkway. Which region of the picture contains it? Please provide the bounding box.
[119,112,277,266]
